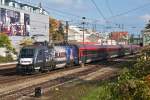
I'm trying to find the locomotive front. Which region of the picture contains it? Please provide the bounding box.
[16,46,37,74]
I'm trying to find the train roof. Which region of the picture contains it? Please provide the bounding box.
[54,43,122,49]
[75,44,121,50]
[22,45,47,50]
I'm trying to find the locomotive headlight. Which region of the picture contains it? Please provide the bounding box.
[20,58,33,65]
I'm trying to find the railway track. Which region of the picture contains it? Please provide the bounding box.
[1,66,119,100]
[0,64,102,98]
[0,67,79,85]
[0,54,137,100]
[0,61,104,85]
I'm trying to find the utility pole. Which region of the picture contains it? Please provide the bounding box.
[65,21,69,43]
[82,17,86,44]
[81,17,86,67]
[49,22,51,43]
[92,22,97,32]
[121,24,124,32]
[138,34,140,45]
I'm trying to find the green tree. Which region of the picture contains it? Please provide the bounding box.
[0,33,13,50]
[145,21,150,29]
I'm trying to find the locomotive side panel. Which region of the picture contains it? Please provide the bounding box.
[53,46,67,68]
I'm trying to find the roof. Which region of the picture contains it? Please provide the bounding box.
[78,44,121,51]
[22,45,47,50]
[4,0,48,14]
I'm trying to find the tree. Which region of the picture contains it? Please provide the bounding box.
[145,20,150,29]
[0,33,12,50]
[129,34,134,44]
[49,17,64,42]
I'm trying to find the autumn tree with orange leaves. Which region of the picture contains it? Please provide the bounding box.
[49,17,64,42]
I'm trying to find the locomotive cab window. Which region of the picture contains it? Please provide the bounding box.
[20,48,35,58]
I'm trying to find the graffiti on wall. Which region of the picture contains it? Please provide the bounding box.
[0,8,30,36]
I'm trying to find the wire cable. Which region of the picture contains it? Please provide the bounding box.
[109,1,150,19]
[90,0,107,21]
[105,0,113,16]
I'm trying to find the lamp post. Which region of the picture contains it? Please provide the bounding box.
[82,17,86,44]
[81,17,86,67]
[65,21,69,43]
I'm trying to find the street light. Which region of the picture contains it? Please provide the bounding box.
[82,17,86,44]
[81,17,86,67]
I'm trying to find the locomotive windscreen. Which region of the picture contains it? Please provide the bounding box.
[20,48,35,58]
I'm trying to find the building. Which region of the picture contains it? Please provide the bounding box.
[0,0,49,50]
[110,32,129,45]
[68,26,101,44]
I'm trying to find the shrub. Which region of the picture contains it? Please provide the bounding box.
[88,68,150,100]
[131,46,150,78]
[83,46,150,100]
[0,33,16,53]
[113,80,150,100]
[0,55,14,63]
[112,68,150,100]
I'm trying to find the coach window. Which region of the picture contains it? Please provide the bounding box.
[55,53,59,58]
[60,52,66,57]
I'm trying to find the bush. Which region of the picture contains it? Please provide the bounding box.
[0,33,16,53]
[84,69,150,100]
[0,55,14,63]
[111,68,150,100]
[131,46,150,78]
[82,46,150,100]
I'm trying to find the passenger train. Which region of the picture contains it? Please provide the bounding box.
[16,43,140,74]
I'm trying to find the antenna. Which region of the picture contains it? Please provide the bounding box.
[38,2,42,8]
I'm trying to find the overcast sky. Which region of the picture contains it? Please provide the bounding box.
[19,0,150,35]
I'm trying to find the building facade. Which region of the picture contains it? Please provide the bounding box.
[68,26,100,44]
[110,32,129,45]
[0,0,49,50]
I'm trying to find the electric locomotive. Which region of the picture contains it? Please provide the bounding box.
[16,43,79,74]
[16,45,53,73]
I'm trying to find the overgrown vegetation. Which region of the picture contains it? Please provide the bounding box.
[0,33,16,63]
[0,33,15,52]
[0,55,14,63]
[49,17,65,42]
[82,46,150,100]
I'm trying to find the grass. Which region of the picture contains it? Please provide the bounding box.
[44,82,99,100]
[81,83,112,100]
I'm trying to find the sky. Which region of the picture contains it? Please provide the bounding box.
[19,0,150,35]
